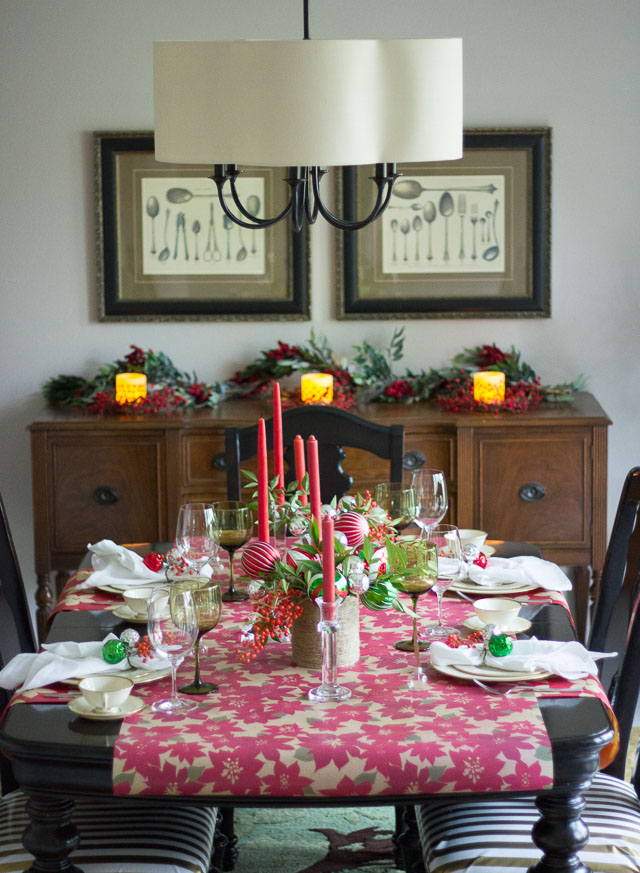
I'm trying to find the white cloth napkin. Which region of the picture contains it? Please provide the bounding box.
[430,637,615,680]
[467,556,572,591]
[76,540,167,590]
[0,634,165,692]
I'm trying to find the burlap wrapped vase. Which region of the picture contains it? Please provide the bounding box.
[290,595,360,669]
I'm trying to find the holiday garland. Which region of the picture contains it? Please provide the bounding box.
[43,332,585,415]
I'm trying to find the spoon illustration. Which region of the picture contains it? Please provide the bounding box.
[158,209,171,261]
[479,216,486,242]
[192,220,201,261]
[165,187,214,204]
[485,211,493,243]
[423,201,436,261]
[438,192,454,262]
[390,219,399,262]
[146,196,159,254]
[483,200,500,261]
[247,195,261,254]
[393,180,498,200]
[412,215,423,260]
[400,219,410,262]
[236,228,247,262]
[470,204,478,261]
[222,215,233,260]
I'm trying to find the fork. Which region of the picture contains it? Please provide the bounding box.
[457,194,466,261]
[473,679,537,696]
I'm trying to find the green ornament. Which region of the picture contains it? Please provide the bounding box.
[488,633,513,657]
[360,579,396,611]
[102,639,127,664]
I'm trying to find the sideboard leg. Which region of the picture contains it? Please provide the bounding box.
[35,573,54,645]
[23,791,82,873]
[573,566,591,644]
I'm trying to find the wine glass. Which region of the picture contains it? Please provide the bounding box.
[374,483,417,532]
[171,578,222,695]
[147,586,199,714]
[392,540,438,681]
[174,503,219,575]
[410,469,448,540]
[213,501,253,603]
[421,524,464,640]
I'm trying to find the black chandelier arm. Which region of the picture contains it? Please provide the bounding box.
[310,163,399,230]
[210,165,293,230]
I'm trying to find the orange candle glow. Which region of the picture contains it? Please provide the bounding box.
[473,371,506,405]
[115,373,147,404]
[300,372,333,404]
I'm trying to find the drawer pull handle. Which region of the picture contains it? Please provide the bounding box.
[93,485,120,506]
[402,450,426,471]
[212,452,227,471]
[519,482,546,502]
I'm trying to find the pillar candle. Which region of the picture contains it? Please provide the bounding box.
[293,434,308,506]
[115,373,147,404]
[307,435,322,530]
[322,515,336,615]
[272,382,285,505]
[473,371,506,405]
[257,418,270,542]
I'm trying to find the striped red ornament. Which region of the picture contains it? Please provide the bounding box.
[241,541,280,578]
[334,511,369,548]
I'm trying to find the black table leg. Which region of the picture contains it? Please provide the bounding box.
[23,791,82,873]
[220,806,238,871]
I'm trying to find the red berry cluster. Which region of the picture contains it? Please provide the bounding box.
[382,379,416,400]
[237,590,304,663]
[436,374,544,415]
[136,634,153,662]
[445,631,484,648]
[84,387,188,416]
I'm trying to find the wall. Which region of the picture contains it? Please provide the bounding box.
[1,0,639,616]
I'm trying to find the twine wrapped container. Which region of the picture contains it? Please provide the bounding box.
[291,595,360,669]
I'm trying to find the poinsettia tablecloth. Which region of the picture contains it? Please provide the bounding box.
[112,599,557,798]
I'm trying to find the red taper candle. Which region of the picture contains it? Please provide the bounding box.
[272,382,285,505]
[307,435,322,529]
[322,514,336,616]
[257,417,270,542]
[293,434,308,506]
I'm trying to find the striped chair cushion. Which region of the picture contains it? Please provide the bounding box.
[416,772,640,873]
[0,790,217,873]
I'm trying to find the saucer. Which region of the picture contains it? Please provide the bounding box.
[111,604,148,623]
[68,695,144,720]
[462,615,532,634]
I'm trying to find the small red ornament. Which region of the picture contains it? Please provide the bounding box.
[241,541,280,578]
[143,552,164,572]
[473,552,489,569]
[334,511,369,548]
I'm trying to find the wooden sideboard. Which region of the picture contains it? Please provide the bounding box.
[30,392,610,640]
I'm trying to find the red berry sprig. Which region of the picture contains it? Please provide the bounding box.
[236,589,304,663]
[445,631,484,648]
[135,634,153,662]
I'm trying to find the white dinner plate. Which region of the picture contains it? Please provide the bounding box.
[61,664,171,686]
[111,604,148,623]
[462,615,532,634]
[68,695,145,720]
[451,580,538,595]
[432,661,551,683]
[95,582,163,596]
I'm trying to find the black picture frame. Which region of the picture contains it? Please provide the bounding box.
[337,127,551,319]
[95,132,310,321]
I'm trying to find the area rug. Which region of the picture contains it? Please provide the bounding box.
[232,806,399,873]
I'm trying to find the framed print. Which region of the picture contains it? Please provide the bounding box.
[95,132,310,321]
[337,128,551,319]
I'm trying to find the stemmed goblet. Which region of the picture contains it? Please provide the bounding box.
[171,578,222,695]
[174,502,219,576]
[374,483,417,532]
[213,501,253,602]
[147,586,198,714]
[410,469,448,540]
[421,524,464,640]
[392,540,438,681]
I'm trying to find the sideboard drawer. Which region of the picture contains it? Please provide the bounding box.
[474,429,591,547]
[182,432,225,486]
[49,436,166,552]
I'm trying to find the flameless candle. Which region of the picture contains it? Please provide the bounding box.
[272,382,285,504]
[321,514,336,615]
[293,434,308,505]
[257,418,270,541]
[307,435,322,530]
[473,371,506,405]
[115,373,147,404]
[300,372,333,404]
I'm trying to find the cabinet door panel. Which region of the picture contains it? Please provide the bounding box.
[475,430,591,547]
[50,437,165,551]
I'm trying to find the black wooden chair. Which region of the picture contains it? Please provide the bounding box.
[225,405,405,503]
[0,492,219,873]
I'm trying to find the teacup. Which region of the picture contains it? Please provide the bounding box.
[473,597,521,629]
[458,529,488,549]
[78,675,133,712]
[123,586,155,616]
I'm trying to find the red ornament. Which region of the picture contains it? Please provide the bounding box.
[473,552,489,569]
[241,541,280,578]
[334,511,369,548]
[142,552,164,572]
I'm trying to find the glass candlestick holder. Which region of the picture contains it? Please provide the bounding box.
[307,598,352,702]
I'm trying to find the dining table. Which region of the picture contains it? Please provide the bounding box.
[0,547,615,873]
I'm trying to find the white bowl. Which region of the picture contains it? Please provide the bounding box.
[458,529,488,549]
[123,586,155,616]
[78,675,133,712]
[473,597,521,628]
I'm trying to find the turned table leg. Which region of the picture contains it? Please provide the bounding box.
[23,791,82,873]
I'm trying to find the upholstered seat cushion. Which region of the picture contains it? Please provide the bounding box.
[0,790,217,873]
[417,772,640,872]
